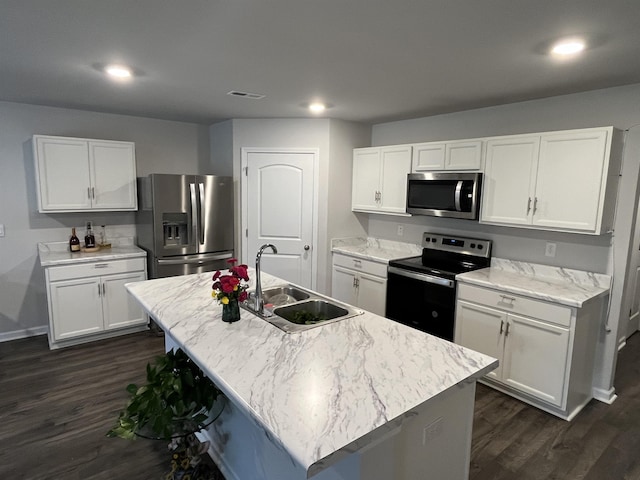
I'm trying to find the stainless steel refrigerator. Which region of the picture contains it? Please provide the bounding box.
[136,174,234,278]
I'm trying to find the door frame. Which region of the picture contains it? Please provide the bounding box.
[240,147,320,291]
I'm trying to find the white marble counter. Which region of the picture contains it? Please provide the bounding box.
[38,241,146,266]
[125,269,497,477]
[331,237,421,263]
[456,258,611,308]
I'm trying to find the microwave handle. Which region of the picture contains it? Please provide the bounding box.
[454,181,463,211]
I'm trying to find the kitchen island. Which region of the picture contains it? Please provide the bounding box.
[126,269,497,480]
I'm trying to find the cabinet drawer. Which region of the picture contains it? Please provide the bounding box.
[47,258,146,282]
[332,253,387,278]
[457,283,572,327]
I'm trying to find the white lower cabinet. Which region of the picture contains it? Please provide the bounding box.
[331,253,387,316]
[45,258,147,349]
[455,283,601,420]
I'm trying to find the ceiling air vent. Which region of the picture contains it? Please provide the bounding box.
[227,90,265,100]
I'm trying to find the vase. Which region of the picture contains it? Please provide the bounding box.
[222,300,241,323]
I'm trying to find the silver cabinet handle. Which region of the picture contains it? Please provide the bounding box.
[499,320,504,335]
[91,187,95,199]
[533,197,538,215]
[88,187,91,199]
[304,245,310,251]
[353,259,362,268]
[499,294,516,306]
[94,264,109,269]
[98,283,101,297]
[527,197,532,215]
[505,322,511,337]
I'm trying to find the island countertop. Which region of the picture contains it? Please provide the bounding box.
[125,269,497,476]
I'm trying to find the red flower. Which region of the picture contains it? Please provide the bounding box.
[226,258,238,265]
[220,275,240,293]
[212,271,221,281]
[230,264,249,281]
[238,290,248,302]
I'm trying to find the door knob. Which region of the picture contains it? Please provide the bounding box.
[304,245,310,251]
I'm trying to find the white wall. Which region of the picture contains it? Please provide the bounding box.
[370,83,640,400]
[0,101,211,340]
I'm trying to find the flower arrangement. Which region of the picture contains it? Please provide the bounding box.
[211,258,249,305]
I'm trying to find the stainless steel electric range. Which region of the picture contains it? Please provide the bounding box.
[386,232,492,341]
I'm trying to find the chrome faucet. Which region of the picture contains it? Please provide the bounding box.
[255,243,278,313]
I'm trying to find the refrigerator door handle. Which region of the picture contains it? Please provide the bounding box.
[157,252,234,266]
[198,182,205,245]
[189,182,198,247]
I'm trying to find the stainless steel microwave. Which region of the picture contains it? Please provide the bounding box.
[406,172,482,219]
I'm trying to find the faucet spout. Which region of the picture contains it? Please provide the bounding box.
[255,244,278,314]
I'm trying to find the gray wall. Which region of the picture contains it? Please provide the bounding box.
[0,101,211,339]
[370,82,640,398]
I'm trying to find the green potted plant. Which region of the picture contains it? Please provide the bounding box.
[107,348,224,480]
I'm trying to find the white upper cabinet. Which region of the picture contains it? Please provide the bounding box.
[481,127,622,235]
[412,139,483,172]
[34,135,138,212]
[352,145,411,215]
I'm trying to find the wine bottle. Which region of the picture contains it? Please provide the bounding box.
[84,226,96,249]
[69,228,81,252]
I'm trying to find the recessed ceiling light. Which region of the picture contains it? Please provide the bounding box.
[104,64,133,79]
[309,103,326,113]
[550,39,586,56]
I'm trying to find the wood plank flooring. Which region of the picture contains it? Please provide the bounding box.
[1,330,639,479]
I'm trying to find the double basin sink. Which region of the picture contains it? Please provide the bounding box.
[241,285,364,333]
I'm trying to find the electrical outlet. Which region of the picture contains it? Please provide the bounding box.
[423,417,443,445]
[545,242,557,257]
[86,221,93,231]
[397,225,404,237]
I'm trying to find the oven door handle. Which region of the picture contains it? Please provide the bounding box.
[388,266,455,288]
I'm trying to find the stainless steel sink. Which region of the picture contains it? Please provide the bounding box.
[241,284,363,333]
[262,286,310,306]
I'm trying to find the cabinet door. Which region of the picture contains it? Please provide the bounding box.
[502,313,570,408]
[352,148,381,211]
[412,143,445,171]
[379,145,412,213]
[455,300,506,380]
[102,272,147,330]
[34,136,92,212]
[481,136,539,226]
[49,277,103,340]
[89,141,137,210]
[533,130,608,232]
[331,266,358,306]
[357,272,387,316]
[445,140,482,170]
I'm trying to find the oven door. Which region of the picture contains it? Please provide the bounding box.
[385,266,456,341]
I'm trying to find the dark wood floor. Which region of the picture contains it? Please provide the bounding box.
[1,331,639,479]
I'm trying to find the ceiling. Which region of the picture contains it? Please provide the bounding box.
[2,0,640,125]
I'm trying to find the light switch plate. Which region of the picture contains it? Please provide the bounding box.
[0,224,4,237]
[397,225,404,237]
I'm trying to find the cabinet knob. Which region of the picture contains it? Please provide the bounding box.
[304,245,310,251]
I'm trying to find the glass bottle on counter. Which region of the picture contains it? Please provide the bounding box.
[84,226,96,249]
[69,228,81,252]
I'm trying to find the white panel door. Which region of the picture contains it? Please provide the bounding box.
[49,277,103,340]
[481,136,539,225]
[502,313,570,407]
[102,272,147,330]
[35,136,91,211]
[357,272,387,316]
[246,151,315,288]
[352,148,381,211]
[89,141,137,210]
[379,145,412,213]
[412,143,445,171]
[455,301,505,380]
[534,130,608,232]
[331,266,358,306]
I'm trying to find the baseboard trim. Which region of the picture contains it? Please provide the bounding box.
[592,386,618,404]
[0,326,48,343]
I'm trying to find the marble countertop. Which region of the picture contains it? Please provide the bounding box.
[331,237,422,263]
[125,269,497,476]
[38,241,146,266]
[456,258,612,308]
